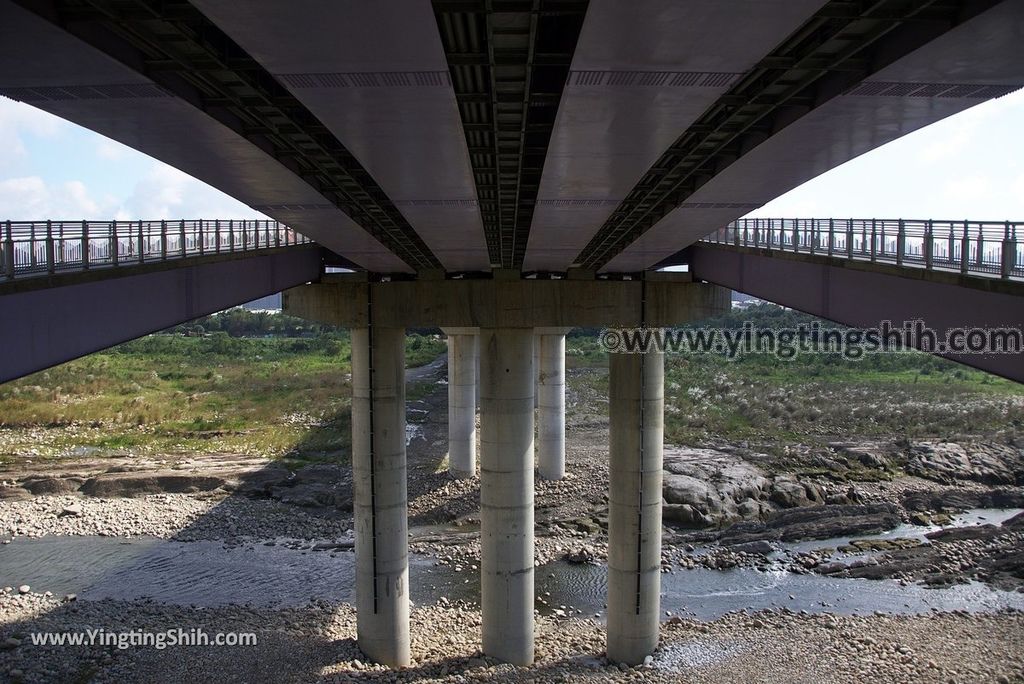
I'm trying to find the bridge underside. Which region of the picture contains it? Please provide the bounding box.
[687,244,1024,382]
[0,247,321,383]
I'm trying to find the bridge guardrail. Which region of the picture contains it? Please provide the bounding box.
[1,219,311,282]
[702,218,1023,280]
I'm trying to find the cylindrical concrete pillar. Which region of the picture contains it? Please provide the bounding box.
[351,326,410,668]
[536,328,568,480]
[606,349,664,665]
[479,327,535,665]
[444,328,478,478]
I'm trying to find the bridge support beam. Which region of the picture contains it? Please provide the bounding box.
[351,326,410,668]
[479,327,535,665]
[606,349,665,665]
[536,327,570,480]
[443,327,479,478]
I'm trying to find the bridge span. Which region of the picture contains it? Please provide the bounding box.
[1,0,1023,670]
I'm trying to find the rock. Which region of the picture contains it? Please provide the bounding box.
[725,540,773,555]
[719,503,902,545]
[80,472,226,497]
[22,477,86,495]
[17,585,30,594]
[905,441,1021,485]
[58,503,84,517]
[1,637,21,650]
[643,655,654,667]
[565,547,595,564]
[909,511,931,526]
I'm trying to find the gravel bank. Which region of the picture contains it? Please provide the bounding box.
[1,590,1021,683]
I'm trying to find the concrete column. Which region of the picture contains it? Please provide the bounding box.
[536,327,570,480]
[351,326,410,668]
[443,327,478,478]
[479,327,535,665]
[606,349,664,665]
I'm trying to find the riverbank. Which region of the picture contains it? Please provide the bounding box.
[1,589,1022,683]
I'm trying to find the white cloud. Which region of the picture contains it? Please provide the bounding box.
[0,176,114,219]
[113,162,265,220]
[941,174,992,203]
[95,139,129,161]
[0,98,69,169]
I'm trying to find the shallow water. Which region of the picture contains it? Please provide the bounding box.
[2,512,1023,619]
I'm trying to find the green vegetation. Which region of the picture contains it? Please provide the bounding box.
[2,304,1020,465]
[0,309,445,463]
[567,304,1024,448]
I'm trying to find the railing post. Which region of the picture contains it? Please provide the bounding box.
[45,220,55,274]
[110,221,119,266]
[960,221,969,275]
[1002,221,1017,279]
[733,221,740,247]
[870,219,877,262]
[229,220,235,252]
[179,220,187,258]
[81,220,90,270]
[975,223,984,269]
[947,223,956,267]
[792,219,799,253]
[215,220,222,253]
[137,220,145,264]
[923,220,933,269]
[809,219,817,255]
[896,219,905,266]
[275,221,281,248]
[846,219,854,259]
[160,220,168,260]
[4,220,14,279]
[827,218,834,257]
[29,223,37,270]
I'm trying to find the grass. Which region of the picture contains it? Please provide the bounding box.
[564,306,1024,448]
[2,303,1020,466]
[0,323,446,463]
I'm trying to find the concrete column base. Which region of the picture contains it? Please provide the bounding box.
[479,327,535,665]
[606,349,664,665]
[443,327,478,478]
[536,327,570,480]
[352,326,411,668]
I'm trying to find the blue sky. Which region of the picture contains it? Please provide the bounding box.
[1,88,1022,222]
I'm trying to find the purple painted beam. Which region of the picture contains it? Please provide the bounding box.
[0,248,322,383]
[689,245,1024,383]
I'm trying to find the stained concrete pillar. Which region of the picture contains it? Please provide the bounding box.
[351,326,410,668]
[479,327,535,665]
[536,327,570,480]
[443,327,478,478]
[606,349,665,665]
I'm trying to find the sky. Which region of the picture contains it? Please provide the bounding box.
[1,88,1022,222]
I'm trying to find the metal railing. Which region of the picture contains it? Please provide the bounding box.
[702,218,1023,280]
[1,219,311,281]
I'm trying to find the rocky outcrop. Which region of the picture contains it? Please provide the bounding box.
[718,503,902,545]
[901,487,1024,513]
[904,441,1023,485]
[662,447,832,530]
[1,458,351,510]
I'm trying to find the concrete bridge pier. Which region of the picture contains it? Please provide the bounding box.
[606,348,665,665]
[479,327,535,665]
[536,327,570,480]
[443,327,479,478]
[351,326,411,667]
